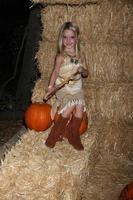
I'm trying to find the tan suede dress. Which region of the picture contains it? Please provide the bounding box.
[51,54,86,118]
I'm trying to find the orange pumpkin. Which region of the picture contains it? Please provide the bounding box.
[54,111,88,135]
[79,112,88,134]
[119,181,133,200]
[25,103,52,131]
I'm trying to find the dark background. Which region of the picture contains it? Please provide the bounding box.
[0,0,30,85]
[0,0,42,120]
[0,0,42,145]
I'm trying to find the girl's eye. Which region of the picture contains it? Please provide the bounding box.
[63,36,67,39]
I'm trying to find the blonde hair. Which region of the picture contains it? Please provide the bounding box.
[57,22,80,56]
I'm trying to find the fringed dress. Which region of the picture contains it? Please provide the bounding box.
[51,54,86,119]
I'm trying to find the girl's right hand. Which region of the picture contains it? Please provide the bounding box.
[44,86,55,100]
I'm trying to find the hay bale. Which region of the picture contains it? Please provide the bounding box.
[0,128,96,200]
[82,120,133,200]
[0,121,132,200]
[35,41,56,78]
[82,83,133,123]
[39,2,133,44]
[85,43,133,83]
[31,78,46,102]
[95,84,133,122]
[32,0,99,5]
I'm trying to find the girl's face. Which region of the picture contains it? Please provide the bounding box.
[62,29,77,50]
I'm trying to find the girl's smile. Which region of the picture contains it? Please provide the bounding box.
[63,29,77,50]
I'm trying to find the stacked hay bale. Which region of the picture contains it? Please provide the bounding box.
[0,128,96,200]
[0,0,132,200]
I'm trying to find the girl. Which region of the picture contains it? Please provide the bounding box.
[44,22,88,150]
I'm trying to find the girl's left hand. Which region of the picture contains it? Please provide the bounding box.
[78,66,84,73]
[78,66,88,77]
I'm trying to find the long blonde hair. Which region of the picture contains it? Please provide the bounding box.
[57,22,80,57]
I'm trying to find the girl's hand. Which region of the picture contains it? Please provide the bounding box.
[78,66,84,73]
[78,66,88,77]
[44,86,55,100]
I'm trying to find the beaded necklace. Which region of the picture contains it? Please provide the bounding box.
[63,51,79,65]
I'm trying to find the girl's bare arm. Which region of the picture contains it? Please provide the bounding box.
[78,52,88,78]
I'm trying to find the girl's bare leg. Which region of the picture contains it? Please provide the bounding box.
[61,105,75,118]
[74,104,84,118]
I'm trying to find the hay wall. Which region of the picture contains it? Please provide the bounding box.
[32,1,133,123]
[31,0,133,199]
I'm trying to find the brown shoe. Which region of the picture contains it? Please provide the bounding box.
[45,115,69,148]
[67,116,84,151]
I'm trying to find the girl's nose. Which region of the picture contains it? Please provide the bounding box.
[66,38,69,42]
[67,38,71,43]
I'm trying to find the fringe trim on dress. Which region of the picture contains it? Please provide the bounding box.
[58,99,86,114]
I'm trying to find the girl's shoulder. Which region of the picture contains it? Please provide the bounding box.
[56,53,71,64]
[55,53,64,65]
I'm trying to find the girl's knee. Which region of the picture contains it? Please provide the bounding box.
[62,105,75,118]
[74,105,84,118]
